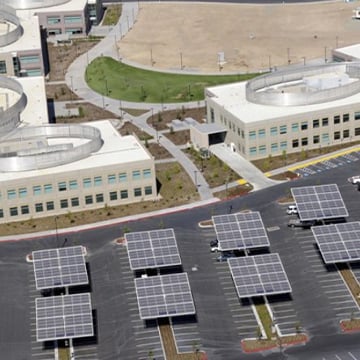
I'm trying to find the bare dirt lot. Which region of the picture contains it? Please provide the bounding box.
[119,2,360,73]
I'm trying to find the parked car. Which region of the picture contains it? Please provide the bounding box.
[210,239,220,252]
[216,251,235,262]
[288,219,317,228]
[348,175,360,184]
[286,205,298,215]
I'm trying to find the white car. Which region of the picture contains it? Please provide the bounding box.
[348,176,360,184]
[286,205,298,215]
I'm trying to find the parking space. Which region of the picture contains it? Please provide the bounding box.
[322,350,360,360]
[171,317,202,353]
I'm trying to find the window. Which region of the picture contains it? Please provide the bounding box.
[301,138,308,146]
[334,115,341,124]
[241,130,245,139]
[69,180,78,190]
[143,169,152,179]
[64,15,82,23]
[94,176,102,186]
[7,190,16,200]
[0,209,3,218]
[301,122,308,131]
[44,184,53,194]
[18,188,27,198]
[312,119,319,128]
[120,190,128,199]
[322,133,329,143]
[47,16,61,24]
[355,127,360,136]
[280,141,287,150]
[71,197,79,207]
[96,193,104,203]
[145,186,153,195]
[46,201,54,211]
[60,199,68,209]
[292,139,299,148]
[83,178,92,188]
[355,112,360,120]
[58,182,67,192]
[249,147,257,156]
[313,135,320,144]
[249,131,256,140]
[108,174,116,184]
[33,185,41,195]
[334,131,341,140]
[109,191,118,201]
[210,108,215,122]
[119,173,127,182]
[132,170,141,180]
[292,123,299,132]
[271,143,278,152]
[322,118,329,127]
[280,125,287,135]
[21,205,29,215]
[35,203,43,212]
[258,129,266,138]
[258,145,266,155]
[10,207,18,216]
[343,114,350,122]
[270,127,278,136]
[0,60,7,74]
[343,129,350,138]
[134,188,142,197]
[19,55,40,64]
[85,195,93,205]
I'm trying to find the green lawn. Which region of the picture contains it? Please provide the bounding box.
[86,57,259,103]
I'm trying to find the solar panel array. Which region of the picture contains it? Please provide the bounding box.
[134,273,195,320]
[228,253,292,298]
[32,246,88,290]
[212,212,270,251]
[291,184,348,221]
[36,293,93,342]
[125,229,181,270]
[312,222,360,264]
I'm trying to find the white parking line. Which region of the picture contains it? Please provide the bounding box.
[334,305,357,310]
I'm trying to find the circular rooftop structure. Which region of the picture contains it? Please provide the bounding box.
[1,0,70,10]
[0,4,23,47]
[246,62,360,106]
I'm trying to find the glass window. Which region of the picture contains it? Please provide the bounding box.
[249,147,257,156]
[64,15,82,23]
[280,125,287,135]
[58,182,67,192]
[271,143,278,153]
[94,176,102,186]
[343,129,350,138]
[249,131,256,140]
[322,133,329,143]
[35,203,43,212]
[313,135,320,144]
[301,122,308,131]
[258,129,266,138]
[71,197,79,207]
[7,190,16,200]
[143,169,152,179]
[96,193,104,203]
[119,173,127,182]
[0,60,7,74]
[258,145,266,155]
[44,184,53,194]
[134,188,142,197]
[322,118,329,126]
[334,131,341,140]
[19,55,40,64]
[83,178,92,188]
[10,207,18,216]
[0,209,3,218]
[334,115,341,124]
[120,190,128,199]
[109,191,118,201]
[21,205,29,215]
[69,180,78,190]
[355,112,360,120]
[270,127,277,136]
[18,188,27,198]
[241,130,245,138]
[292,139,299,148]
[343,114,350,122]
[33,186,42,196]
[85,195,93,205]
[132,170,141,180]
[301,138,308,146]
[280,141,287,150]
[145,186,153,195]
[292,123,299,132]
[108,174,116,184]
[47,16,61,24]
[313,119,319,128]
[60,199,68,209]
[46,201,54,211]
[355,127,360,136]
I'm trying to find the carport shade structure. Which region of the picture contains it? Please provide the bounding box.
[125,228,181,271]
[312,222,360,264]
[32,246,88,290]
[291,183,348,221]
[212,211,270,251]
[228,253,292,298]
[35,293,94,342]
[134,273,195,320]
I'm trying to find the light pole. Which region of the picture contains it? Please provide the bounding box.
[54,216,59,246]
[302,56,306,66]
[119,22,122,39]
[70,76,74,103]
[324,46,327,63]
[194,170,198,191]
[180,52,183,70]
[150,47,153,66]
[287,48,290,65]
[119,99,123,118]
[268,55,271,71]
[126,15,130,30]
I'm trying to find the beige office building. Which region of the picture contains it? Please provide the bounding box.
[205,63,360,160]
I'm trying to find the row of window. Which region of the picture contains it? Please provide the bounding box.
[0,187,153,218]
[248,128,360,156]
[4,170,152,200]
[47,15,82,25]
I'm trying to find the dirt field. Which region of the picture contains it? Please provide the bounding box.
[119,2,360,73]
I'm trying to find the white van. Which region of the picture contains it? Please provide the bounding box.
[286,205,298,215]
[348,176,360,184]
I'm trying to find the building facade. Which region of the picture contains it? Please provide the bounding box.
[205,63,360,160]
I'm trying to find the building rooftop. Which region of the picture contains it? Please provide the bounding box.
[34,0,87,13]
[334,44,360,60]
